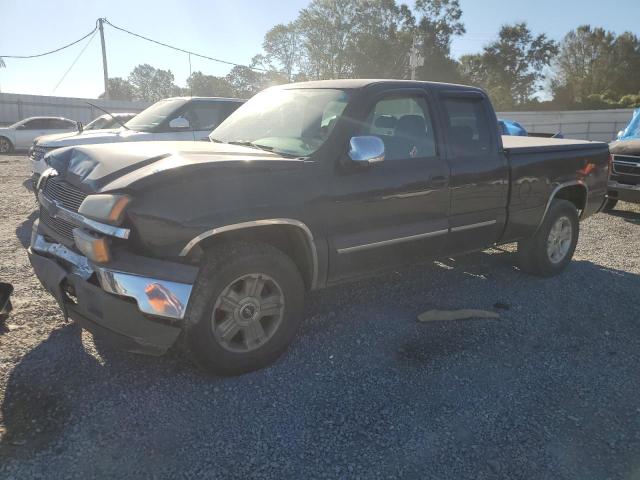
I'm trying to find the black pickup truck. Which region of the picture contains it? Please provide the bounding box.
[28,80,610,375]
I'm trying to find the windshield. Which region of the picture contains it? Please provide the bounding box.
[124,98,186,132]
[210,88,350,157]
[8,118,28,129]
[618,109,640,140]
[85,116,111,130]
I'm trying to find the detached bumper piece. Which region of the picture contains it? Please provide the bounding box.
[608,180,640,204]
[29,229,198,356]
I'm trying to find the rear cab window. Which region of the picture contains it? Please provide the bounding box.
[442,97,493,157]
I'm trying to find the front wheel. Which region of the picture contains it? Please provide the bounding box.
[518,199,579,277]
[185,241,305,376]
[0,137,13,154]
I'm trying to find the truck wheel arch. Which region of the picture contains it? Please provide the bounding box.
[179,219,319,290]
[537,181,588,231]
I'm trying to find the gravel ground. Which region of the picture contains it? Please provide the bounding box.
[0,153,639,479]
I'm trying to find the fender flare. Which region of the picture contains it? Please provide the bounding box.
[536,180,588,232]
[179,219,319,289]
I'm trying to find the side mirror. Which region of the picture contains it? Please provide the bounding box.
[15,124,26,130]
[77,121,83,133]
[348,136,385,164]
[169,117,190,130]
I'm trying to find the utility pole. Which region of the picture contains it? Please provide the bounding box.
[98,18,109,99]
[409,36,424,81]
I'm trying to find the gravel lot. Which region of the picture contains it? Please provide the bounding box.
[0,153,639,479]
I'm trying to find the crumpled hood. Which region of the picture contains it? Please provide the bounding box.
[46,141,304,193]
[37,128,151,148]
[609,139,640,156]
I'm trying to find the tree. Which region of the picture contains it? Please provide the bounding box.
[413,0,466,83]
[552,26,640,107]
[252,0,416,81]
[225,66,267,98]
[259,23,301,81]
[460,23,558,109]
[99,77,136,101]
[186,71,235,97]
[348,0,414,78]
[296,0,359,79]
[128,64,179,102]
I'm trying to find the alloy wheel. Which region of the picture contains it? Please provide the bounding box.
[546,215,573,264]
[210,273,285,353]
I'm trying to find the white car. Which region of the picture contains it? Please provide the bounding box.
[31,112,137,152]
[30,97,244,176]
[0,117,77,153]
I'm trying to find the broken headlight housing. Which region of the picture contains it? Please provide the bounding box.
[78,194,131,226]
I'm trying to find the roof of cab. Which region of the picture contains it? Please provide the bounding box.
[165,96,244,103]
[23,116,73,120]
[278,78,483,93]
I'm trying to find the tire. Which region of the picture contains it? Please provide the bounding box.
[184,241,305,376]
[602,198,618,212]
[517,199,579,277]
[0,137,14,154]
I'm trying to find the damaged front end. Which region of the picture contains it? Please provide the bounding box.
[28,167,197,355]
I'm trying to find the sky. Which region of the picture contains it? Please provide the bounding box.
[0,0,638,98]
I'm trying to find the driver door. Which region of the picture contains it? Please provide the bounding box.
[327,89,450,282]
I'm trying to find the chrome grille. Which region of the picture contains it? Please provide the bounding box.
[612,155,640,176]
[39,177,88,245]
[42,177,87,212]
[39,207,76,245]
[30,145,54,163]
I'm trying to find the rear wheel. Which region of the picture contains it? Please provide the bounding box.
[0,137,13,154]
[602,198,618,212]
[518,199,579,277]
[185,241,305,376]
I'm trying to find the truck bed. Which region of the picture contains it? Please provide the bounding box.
[502,135,607,154]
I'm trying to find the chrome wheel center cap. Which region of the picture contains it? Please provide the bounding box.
[238,301,260,322]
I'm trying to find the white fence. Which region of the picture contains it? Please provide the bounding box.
[0,92,635,142]
[0,93,151,126]
[497,108,635,142]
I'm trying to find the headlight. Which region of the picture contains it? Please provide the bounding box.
[73,228,111,263]
[78,194,131,225]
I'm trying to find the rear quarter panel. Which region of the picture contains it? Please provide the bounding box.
[501,140,609,242]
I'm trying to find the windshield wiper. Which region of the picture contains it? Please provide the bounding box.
[86,102,130,130]
[226,140,276,153]
[210,139,302,158]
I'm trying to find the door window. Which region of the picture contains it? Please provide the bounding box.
[442,98,492,156]
[22,119,47,130]
[363,96,436,161]
[48,119,74,129]
[189,103,226,131]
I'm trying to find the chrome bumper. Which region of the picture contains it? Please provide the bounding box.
[31,230,194,320]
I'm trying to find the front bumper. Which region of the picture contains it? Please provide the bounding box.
[608,180,640,204]
[29,225,198,355]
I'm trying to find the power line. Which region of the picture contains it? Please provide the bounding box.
[103,18,267,72]
[0,23,98,59]
[52,29,98,94]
